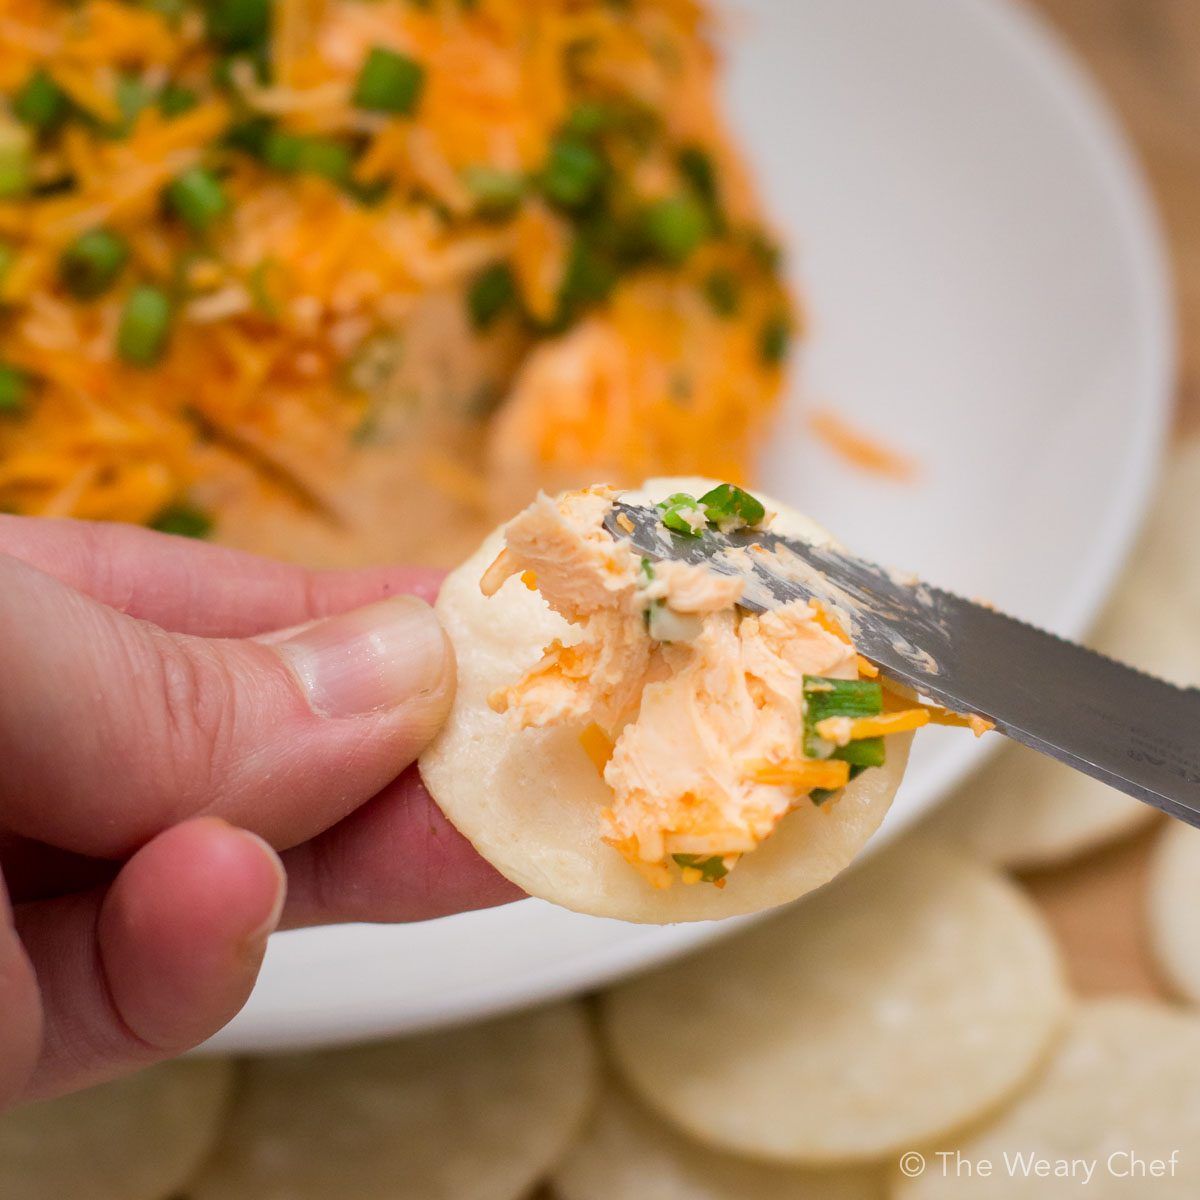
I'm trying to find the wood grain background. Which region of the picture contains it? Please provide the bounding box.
[1030,0,1200,433]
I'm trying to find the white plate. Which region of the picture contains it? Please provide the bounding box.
[206,0,1173,1052]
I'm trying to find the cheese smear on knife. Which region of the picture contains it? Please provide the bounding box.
[481,485,875,888]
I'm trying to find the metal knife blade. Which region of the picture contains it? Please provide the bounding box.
[605,501,1200,827]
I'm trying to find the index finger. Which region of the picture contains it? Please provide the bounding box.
[0,515,443,638]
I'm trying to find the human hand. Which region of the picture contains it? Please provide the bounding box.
[0,516,521,1109]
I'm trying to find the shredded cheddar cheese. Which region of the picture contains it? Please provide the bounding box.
[0,0,793,543]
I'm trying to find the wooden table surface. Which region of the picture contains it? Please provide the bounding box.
[1030,0,1200,433]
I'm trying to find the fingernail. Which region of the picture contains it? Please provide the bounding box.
[274,596,449,718]
[235,829,288,946]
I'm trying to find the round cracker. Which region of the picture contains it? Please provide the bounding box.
[894,1000,1200,1198]
[1147,819,1200,1002]
[0,1059,232,1200]
[553,1082,885,1200]
[188,1002,596,1200]
[919,741,1157,871]
[420,476,911,923]
[600,841,1068,1164]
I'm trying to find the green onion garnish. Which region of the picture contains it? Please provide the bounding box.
[353,46,426,114]
[108,73,151,137]
[263,132,354,184]
[463,166,525,217]
[166,167,230,232]
[703,269,739,317]
[59,228,130,299]
[13,70,68,132]
[672,854,728,883]
[117,285,173,367]
[640,194,710,264]
[467,262,516,329]
[0,364,31,415]
[656,491,706,537]
[150,503,213,539]
[159,82,199,118]
[802,675,885,771]
[677,144,721,216]
[0,121,33,200]
[552,234,617,327]
[540,136,605,209]
[697,482,765,530]
[206,0,271,50]
[760,312,792,365]
[564,101,618,137]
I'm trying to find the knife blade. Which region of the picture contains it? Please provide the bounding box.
[604,501,1200,827]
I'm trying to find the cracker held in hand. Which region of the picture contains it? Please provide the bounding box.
[421,477,929,922]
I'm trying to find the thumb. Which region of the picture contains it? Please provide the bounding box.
[0,554,454,858]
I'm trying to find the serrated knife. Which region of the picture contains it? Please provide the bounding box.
[604,501,1200,827]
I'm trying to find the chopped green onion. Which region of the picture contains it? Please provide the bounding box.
[150,503,213,539]
[166,166,229,232]
[13,69,68,131]
[677,144,720,212]
[697,482,765,530]
[467,262,516,330]
[117,285,173,367]
[353,46,426,114]
[703,269,739,317]
[206,0,271,50]
[564,101,618,137]
[463,166,525,217]
[145,0,189,22]
[802,675,885,764]
[110,73,152,137]
[656,491,707,537]
[552,234,617,327]
[159,82,199,118]
[0,121,33,200]
[672,853,728,883]
[760,312,791,365]
[263,132,354,184]
[640,194,710,264]
[59,228,129,299]
[833,737,886,769]
[540,136,605,209]
[639,557,655,583]
[0,364,31,415]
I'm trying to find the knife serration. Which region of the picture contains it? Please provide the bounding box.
[605,501,1200,827]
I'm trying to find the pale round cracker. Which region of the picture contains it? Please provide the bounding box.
[600,841,1068,1164]
[893,1000,1200,1198]
[0,1059,232,1200]
[918,741,1156,871]
[420,477,911,923]
[553,1082,885,1200]
[188,1002,596,1200]
[1147,819,1200,1003]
